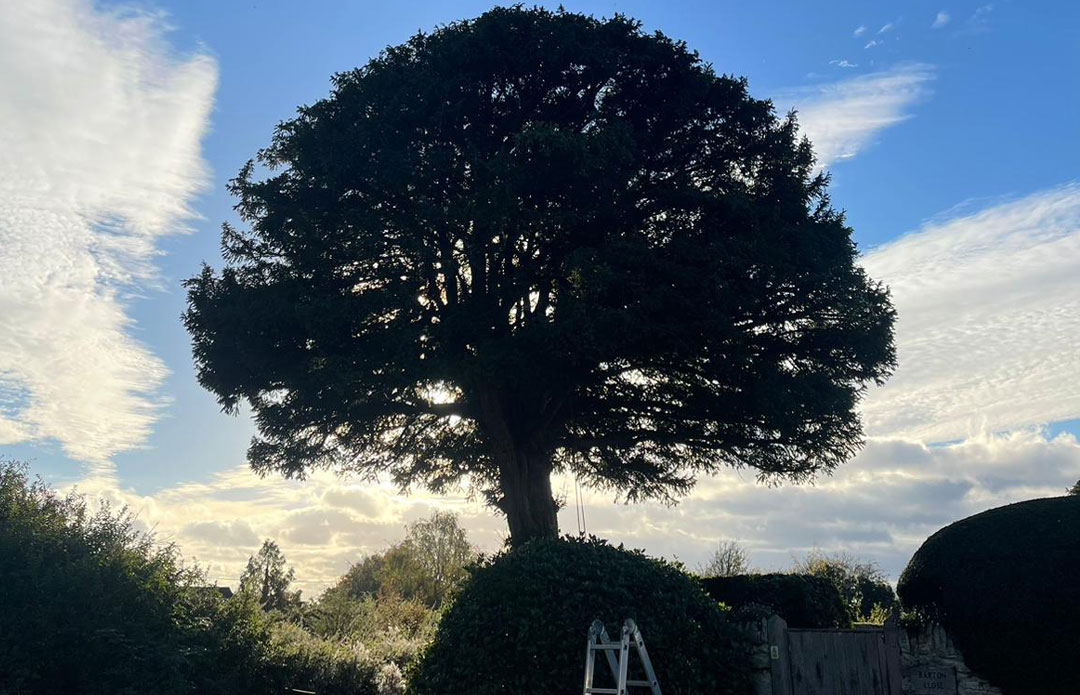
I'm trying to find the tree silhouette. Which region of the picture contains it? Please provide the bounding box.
[184,7,895,543]
[239,539,298,612]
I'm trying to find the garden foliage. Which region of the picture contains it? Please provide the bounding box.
[408,536,752,695]
[898,495,1080,695]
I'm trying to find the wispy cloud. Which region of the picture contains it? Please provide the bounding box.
[780,63,934,168]
[829,59,858,69]
[853,25,867,37]
[963,4,994,33]
[932,10,951,29]
[863,39,881,49]
[861,183,1080,442]
[878,22,896,34]
[0,0,217,467]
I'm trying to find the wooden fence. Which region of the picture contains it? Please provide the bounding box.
[761,614,904,695]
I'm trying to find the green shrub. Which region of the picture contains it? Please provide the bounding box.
[305,590,439,671]
[701,573,849,628]
[898,495,1080,695]
[408,536,752,695]
[0,461,379,695]
[0,461,194,693]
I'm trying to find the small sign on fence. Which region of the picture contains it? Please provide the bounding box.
[906,664,957,694]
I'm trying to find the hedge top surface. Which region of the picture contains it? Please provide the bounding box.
[701,573,849,629]
[898,494,1080,610]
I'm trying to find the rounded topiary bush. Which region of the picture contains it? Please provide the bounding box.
[898,495,1080,695]
[701,574,849,628]
[407,537,752,695]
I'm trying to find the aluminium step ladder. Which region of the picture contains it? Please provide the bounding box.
[582,619,662,695]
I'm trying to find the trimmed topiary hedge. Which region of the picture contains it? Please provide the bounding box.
[701,574,849,628]
[407,537,752,695]
[898,495,1080,695]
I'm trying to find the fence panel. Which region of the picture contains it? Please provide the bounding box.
[785,627,895,695]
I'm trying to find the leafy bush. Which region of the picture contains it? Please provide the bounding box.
[898,495,1080,695]
[701,573,849,628]
[0,461,194,692]
[408,536,752,695]
[0,461,379,695]
[305,590,439,671]
[792,550,897,622]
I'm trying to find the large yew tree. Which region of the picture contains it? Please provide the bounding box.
[184,7,895,544]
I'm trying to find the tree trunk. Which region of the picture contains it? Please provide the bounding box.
[477,386,560,544]
[497,447,559,545]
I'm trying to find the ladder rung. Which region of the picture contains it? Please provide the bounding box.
[585,689,619,694]
[627,680,655,687]
[590,642,623,650]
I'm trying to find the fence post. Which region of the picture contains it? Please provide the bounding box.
[883,612,903,695]
[766,614,792,695]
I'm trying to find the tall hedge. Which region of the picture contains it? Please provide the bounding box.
[898,495,1080,694]
[701,574,849,628]
[0,461,378,695]
[408,537,752,695]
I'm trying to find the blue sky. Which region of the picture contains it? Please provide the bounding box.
[1,0,1078,592]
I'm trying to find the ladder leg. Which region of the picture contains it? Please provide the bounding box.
[583,634,596,695]
[631,625,661,695]
[617,623,631,695]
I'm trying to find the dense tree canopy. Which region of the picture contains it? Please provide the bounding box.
[185,7,895,543]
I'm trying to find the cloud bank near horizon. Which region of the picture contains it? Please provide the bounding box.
[83,426,1080,595]
[0,0,217,467]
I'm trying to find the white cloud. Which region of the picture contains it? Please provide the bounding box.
[878,22,895,34]
[829,60,858,69]
[861,184,1080,442]
[0,0,216,467]
[864,39,881,49]
[932,11,951,29]
[780,63,933,168]
[853,25,867,37]
[72,427,1080,594]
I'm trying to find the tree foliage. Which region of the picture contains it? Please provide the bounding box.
[322,511,475,609]
[792,550,896,622]
[239,539,301,612]
[184,6,896,543]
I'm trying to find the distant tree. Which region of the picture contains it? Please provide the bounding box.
[1069,479,1080,495]
[698,539,752,578]
[792,550,896,621]
[404,511,475,607]
[240,539,300,612]
[184,6,896,544]
[324,511,474,608]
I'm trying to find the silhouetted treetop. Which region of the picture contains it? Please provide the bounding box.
[185,6,896,543]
